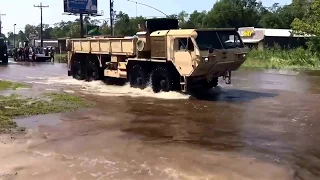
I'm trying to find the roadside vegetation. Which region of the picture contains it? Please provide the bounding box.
[243,46,320,69]
[0,81,92,133]
[0,80,31,90]
[54,54,67,63]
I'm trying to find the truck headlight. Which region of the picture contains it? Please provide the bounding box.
[4,54,6,56]
[204,57,209,62]
[238,53,246,60]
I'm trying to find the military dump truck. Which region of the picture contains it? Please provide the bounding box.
[0,37,8,65]
[67,18,248,93]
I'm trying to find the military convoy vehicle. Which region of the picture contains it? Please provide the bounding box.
[67,18,248,93]
[0,37,8,65]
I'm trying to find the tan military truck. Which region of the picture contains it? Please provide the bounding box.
[66,18,248,93]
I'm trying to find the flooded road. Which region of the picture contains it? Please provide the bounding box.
[1,60,320,180]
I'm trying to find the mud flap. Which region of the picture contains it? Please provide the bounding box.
[223,71,231,84]
[68,70,72,76]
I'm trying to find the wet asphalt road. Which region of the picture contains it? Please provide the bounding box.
[0,59,320,180]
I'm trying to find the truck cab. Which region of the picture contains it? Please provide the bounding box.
[166,28,247,90]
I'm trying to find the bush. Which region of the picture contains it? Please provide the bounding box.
[54,54,68,63]
[243,45,320,69]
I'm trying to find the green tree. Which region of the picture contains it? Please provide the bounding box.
[183,10,207,29]
[114,11,145,36]
[292,0,319,35]
[291,0,320,54]
[205,0,266,28]
[17,30,26,42]
[100,20,111,35]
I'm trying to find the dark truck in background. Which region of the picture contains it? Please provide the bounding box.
[0,37,8,65]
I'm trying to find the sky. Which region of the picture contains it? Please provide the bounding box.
[0,0,291,35]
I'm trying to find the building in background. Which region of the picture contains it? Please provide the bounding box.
[34,39,58,48]
[57,37,70,53]
[238,27,310,50]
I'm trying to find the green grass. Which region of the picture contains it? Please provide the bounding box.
[0,80,31,90]
[54,53,67,63]
[0,92,92,132]
[242,47,320,70]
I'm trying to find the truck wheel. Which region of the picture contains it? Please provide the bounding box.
[151,67,173,93]
[129,64,148,89]
[72,60,85,80]
[204,77,218,89]
[86,59,100,81]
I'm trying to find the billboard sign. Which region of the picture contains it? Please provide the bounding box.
[64,0,98,14]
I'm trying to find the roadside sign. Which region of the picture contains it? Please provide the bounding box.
[29,34,38,39]
[238,27,255,37]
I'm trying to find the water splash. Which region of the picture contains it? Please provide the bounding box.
[28,76,190,100]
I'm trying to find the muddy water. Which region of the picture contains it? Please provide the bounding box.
[1,61,320,179]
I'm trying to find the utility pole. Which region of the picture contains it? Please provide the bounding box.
[13,24,16,48]
[80,13,84,38]
[110,0,114,36]
[0,13,6,35]
[34,2,49,47]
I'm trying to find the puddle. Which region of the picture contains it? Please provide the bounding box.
[14,114,62,130]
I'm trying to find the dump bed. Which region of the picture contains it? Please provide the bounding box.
[68,37,137,56]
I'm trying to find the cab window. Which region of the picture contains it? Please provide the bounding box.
[174,38,194,51]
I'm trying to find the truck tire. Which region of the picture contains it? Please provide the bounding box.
[204,77,218,89]
[151,66,173,93]
[72,60,85,80]
[1,57,8,65]
[85,59,100,81]
[129,64,149,89]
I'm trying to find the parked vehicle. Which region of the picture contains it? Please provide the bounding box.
[7,49,13,57]
[29,47,51,62]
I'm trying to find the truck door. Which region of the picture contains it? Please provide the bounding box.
[173,37,195,76]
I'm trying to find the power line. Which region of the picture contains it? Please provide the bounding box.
[126,0,168,17]
[34,2,49,47]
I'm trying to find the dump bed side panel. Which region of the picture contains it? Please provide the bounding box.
[71,38,137,56]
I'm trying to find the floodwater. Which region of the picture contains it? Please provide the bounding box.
[0,60,320,180]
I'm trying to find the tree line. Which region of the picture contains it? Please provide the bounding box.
[0,0,318,45]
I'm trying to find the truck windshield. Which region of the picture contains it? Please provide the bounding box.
[195,30,244,50]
